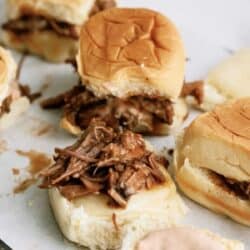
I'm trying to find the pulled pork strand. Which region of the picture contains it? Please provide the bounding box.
[181,80,204,104]
[40,120,168,207]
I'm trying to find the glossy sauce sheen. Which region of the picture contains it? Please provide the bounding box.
[137,228,225,250]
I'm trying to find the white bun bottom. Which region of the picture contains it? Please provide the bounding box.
[175,158,250,226]
[49,170,187,250]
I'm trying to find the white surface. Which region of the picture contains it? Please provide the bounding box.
[0,0,249,249]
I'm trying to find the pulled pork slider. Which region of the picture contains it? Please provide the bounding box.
[184,48,250,111]
[41,8,188,135]
[40,120,187,250]
[1,0,116,62]
[0,46,29,129]
[174,98,250,226]
[136,227,244,250]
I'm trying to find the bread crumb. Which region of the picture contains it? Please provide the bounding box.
[28,200,33,207]
[12,168,20,175]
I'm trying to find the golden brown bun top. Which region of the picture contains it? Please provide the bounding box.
[212,98,250,140]
[194,98,250,147]
[77,8,185,98]
[181,98,250,180]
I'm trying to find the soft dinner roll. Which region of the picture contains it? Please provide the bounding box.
[136,227,244,250]
[77,8,185,99]
[201,48,250,111]
[174,98,250,226]
[0,46,29,129]
[42,8,187,135]
[1,0,116,62]
[49,174,186,250]
[41,120,187,249]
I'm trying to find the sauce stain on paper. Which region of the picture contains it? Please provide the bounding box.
[13,150,52,193]
[13,178,37,194]
[16,150,52,175]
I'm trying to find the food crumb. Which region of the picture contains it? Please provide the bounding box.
[12,168,20,175]
[28,200,34,207]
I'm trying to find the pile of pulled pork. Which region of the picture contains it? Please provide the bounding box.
[40,120,168,207]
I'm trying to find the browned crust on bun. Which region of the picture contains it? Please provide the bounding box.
[176,165,250,226]
[77,8,185,99]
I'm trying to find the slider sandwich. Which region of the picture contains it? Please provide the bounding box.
[175,98,250,226]
[1,0,116,62]
[184,48,250,111]
[40,119,187,250]
[0,46,29,129]
[42,8,200,135]
[135,227,244,250]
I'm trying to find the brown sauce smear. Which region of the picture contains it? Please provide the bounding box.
[13,178,36,194]
[16,150,52,175]
[13,150,52,193]
[33,124,55,136]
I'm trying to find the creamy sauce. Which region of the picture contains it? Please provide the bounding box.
[137,228,225,250]
[16,150,52,175]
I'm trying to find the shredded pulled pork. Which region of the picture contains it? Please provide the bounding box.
[2,0,116,39]
[2,15,80,39]
[224,177,250,200]
[40,120,168,207]
[41,85,174,134]
[181,80,204,104]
